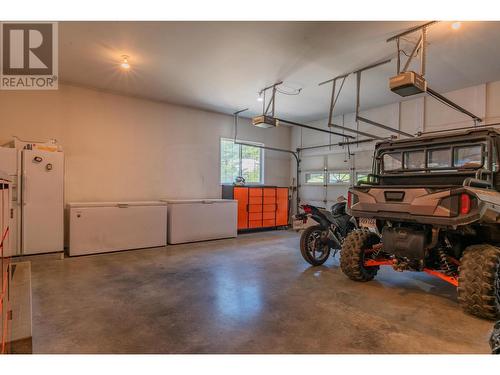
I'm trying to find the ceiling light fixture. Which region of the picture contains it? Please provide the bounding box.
[120,55,130,70]
[451,21,461,30]
[257,93,263,102]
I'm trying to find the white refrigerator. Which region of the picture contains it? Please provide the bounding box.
[0,145,64,255]
[21,149,64,254]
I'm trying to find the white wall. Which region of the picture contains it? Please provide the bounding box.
[292,80,500,210]
[0,84,291,203]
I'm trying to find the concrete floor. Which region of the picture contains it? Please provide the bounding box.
[29,230,493,354]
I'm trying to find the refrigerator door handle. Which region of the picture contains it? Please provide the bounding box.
[22,172,28,206]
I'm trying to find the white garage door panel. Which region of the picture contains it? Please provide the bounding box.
[327,185,349,196]
[301,185,324,199]
[327,153,349,167]
[300,156,325,170]
[401,97,424,135]
[353,150,374,170]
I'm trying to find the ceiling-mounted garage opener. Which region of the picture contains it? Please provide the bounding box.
[319,59,414,140]
[388,21,482,125]
[251,81,355,139]
[252,81,283,128]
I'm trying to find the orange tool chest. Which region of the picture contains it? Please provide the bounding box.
[222,186,289,230]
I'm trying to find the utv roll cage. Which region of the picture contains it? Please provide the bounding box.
[358,127,500,190]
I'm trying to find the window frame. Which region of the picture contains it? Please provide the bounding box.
[403,149,426,170]
[452,144,485,168]
[219,137,265,185]
[382,152,403,172]
[427,147,452,169]
[328,171,351,185]
[303,171,326,185]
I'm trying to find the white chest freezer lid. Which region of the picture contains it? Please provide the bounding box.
[67,201,168,208]
[160,199,236,204]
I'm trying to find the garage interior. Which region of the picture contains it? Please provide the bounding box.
[1,20,500,355]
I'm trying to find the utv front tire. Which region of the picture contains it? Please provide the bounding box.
[340,229,380,282]
[458,244,500,320]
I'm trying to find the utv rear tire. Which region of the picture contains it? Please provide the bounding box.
[340,229,380,282]
[300,225,331,266]
[458,244,500,320]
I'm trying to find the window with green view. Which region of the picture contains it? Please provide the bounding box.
[328,172,351,184]
[220,138,263,184]
[304,172,325,184]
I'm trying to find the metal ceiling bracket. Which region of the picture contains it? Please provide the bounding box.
[353,59,393,75]
[329,122,384,140]
[357,116,414,138]
[321,74,349,127]
[318,59,391,87]
[388,22,482,124]
[297,137,375,152]
[354,60,413,138]
[233,108,249,141]
[318,58,402,140]
[388,22,437,76]
[387,21,438,42]
[275,117,355,139]
[259,81,283,117]
[401,35,422,73]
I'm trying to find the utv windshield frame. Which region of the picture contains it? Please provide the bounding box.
[373,132,497,176]
[380,142,486,174]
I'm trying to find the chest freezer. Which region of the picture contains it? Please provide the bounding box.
[68,201,167,256]
[162,199,237,244]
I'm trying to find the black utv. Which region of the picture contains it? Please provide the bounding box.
[344,127,500,320]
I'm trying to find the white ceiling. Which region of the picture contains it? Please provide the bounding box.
[59,21,500,122]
